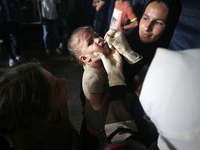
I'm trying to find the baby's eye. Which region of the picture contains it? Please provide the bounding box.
[88,40,93,46]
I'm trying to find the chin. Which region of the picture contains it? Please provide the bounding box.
[140,38,152,44]
[103,49,111,56]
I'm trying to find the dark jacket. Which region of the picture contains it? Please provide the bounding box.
[0,0,20,24]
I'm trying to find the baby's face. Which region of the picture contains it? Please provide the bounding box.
[79,30,111,61]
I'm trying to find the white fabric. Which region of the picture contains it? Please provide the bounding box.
[40,0,61,20]
[105,99,138,143]
[140,48,200,150]
[105,120,137,142]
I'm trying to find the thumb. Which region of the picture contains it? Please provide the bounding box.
[93,52,108,64]
[93,52,111,73]
[93,52,105,59]
[105,34,115,45]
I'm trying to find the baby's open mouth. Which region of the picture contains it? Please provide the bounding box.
[103,40,107,47]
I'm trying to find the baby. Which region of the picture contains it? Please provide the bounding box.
[68,26,111,149]
[67,26,141,149]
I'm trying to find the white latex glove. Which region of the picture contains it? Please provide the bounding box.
[94,50,126,87]
[104,29,142,64]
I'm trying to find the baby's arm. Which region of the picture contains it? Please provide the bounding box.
[90,92,109,111]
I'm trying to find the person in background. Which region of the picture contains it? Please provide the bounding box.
[92,0,110,37]
[0,0,23,67]
[37,0,63,56]
[0,61,81,150]
[109,0,138,32]
[105,0,115,32]
[59,0,70,43]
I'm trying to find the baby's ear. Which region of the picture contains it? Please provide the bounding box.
[79,55,91,63]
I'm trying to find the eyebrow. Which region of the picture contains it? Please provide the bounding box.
[143,14,166,22]
[82,32,91,45]
[85,35,91,43]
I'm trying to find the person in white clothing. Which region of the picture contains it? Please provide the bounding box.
[37,0,63,55]
[0,0,23,67]
[139,48,200,150]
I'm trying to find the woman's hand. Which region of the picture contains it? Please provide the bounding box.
[94,50,126,87]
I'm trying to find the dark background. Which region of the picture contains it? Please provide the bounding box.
[0,0,200,132]
[7,0,200,51]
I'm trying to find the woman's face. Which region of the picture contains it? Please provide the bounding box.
[139,2,168,44]
[40,67,68,112]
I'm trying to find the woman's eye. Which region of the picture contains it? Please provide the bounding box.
[156,21,163,25]
[143,17,148,21]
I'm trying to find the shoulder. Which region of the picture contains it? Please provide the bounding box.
[124,1,133,8]
[83,65,99,76]
[123,1,131,5]
[83,67,107,87]
[83,69,105,83]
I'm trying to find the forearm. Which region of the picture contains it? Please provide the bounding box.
[37,1,42,21]
[90,92,109,111]
[110,85,126,101]
[101,92,109,107]
[124,20,138,30]
[94,1,105,11]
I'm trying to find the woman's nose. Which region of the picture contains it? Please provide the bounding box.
[145,22,153,32]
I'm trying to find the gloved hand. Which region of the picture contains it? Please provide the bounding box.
[104,29,142,64]
[94,50,126,87]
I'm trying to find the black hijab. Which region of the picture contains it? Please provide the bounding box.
[123,0,182,91]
